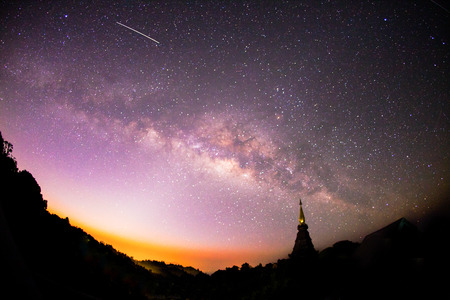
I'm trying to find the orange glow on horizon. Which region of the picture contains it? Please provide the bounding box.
[47,207,278,273]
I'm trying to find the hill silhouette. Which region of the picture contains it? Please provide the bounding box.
[1,131,449,299]
[0,132,205,299]
[135,259,203,277]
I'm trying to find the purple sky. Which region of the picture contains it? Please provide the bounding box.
[1,1,448,271]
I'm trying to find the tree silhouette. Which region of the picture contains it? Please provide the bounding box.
[1,130,448,299]
[0,131,18,174]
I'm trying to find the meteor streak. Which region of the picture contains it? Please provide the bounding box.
[116,22,160,44]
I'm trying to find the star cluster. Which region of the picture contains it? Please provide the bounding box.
[0,1,448,271]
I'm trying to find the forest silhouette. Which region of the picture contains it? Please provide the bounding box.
[0,131,448,299]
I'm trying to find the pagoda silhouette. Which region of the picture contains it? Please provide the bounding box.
[290,198,317,259]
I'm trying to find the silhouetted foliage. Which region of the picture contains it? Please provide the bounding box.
[1,131,449,299]
[136,259,203,277]
[0,133,17,173]
[0,132,195,299]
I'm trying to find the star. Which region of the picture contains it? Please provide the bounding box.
[0,0,448,272]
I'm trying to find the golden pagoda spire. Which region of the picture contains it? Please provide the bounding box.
[299,198,305,225]
[291,197,316,259]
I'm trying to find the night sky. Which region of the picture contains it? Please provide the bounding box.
[0,1,448,272]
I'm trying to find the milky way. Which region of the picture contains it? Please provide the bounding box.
[0,1,448,271]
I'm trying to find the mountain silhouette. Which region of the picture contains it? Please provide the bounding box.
[0,132,203,299]
[1,131,449,299]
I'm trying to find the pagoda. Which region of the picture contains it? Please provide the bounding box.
[290,198,316,259]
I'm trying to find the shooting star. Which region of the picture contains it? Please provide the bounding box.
[116,22,160,44]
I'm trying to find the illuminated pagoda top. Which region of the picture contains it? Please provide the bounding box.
[298,198,305,226]
[290,198,316,259]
